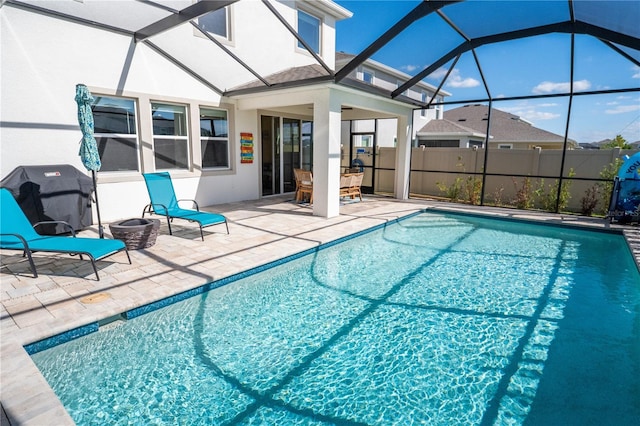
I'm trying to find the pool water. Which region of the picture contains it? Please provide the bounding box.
[31,212,640,425]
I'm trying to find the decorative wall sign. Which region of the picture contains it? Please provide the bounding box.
[240,132,253,164]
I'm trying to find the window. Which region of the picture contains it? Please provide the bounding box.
[91,96,139,172]
[297,10,320,54]
[200,107,229,169]
[498,144,513,149]
[436,96,444,119]
[420,140,460,148]
[362,68,374,84]
[198,5,229,39]
[421,91,429,117]
[152,103,189,170]
[301,121,313,170]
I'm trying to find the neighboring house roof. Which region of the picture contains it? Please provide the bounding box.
[419,104,576,146]
[582,138,640,149]
[416,119,486,139]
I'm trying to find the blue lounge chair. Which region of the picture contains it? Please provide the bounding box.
[141,172,229,241]
[0,188,130,280]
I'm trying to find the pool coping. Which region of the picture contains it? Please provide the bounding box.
[23,210,425,356]
[23,205,639,356]
[1,197,638,426]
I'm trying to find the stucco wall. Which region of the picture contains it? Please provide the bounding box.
[0,1,337,222]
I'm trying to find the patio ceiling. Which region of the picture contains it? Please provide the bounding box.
[4,0,639,107]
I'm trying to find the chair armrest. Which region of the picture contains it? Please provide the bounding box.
[148,203,169,214]
[34,221,76,237]
[178,199,200,211]
[0,232,31,249]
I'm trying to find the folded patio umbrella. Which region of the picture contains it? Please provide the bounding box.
[75,83,104,238]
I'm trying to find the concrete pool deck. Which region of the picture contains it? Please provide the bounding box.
[1,195,638,426]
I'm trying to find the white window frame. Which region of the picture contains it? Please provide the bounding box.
[91,95,140,173]
[421,91,429,117]
[498,144,513,149]
[297,8,322,55]
[362,67,375,85]
[151,102,190,171]
[195,3,232,42]
[199,107,230,170]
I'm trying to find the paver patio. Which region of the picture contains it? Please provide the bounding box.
[1,195,638,426]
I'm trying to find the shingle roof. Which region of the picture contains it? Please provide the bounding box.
[417,119,485,137]
[439,104,569,143]
[228,64,331,91]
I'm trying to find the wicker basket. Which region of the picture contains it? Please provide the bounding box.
[109,218,160,250]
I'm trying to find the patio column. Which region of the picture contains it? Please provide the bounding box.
[312,88,342,218]
[394,111,413,199]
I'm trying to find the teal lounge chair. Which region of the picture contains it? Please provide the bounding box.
[0,188,130,280]
[142,172,229,241]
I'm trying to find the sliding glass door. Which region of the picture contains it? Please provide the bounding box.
[261,116,312,197]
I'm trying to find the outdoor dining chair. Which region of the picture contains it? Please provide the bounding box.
[295,169,313,204]
[142,172,229,241]
[0,188,130,280]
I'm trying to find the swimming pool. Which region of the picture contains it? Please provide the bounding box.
[30,211,640,425]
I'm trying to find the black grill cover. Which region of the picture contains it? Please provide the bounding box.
[1,165,94,235]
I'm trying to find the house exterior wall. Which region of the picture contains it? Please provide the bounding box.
[0,1,344,222]
[341,60,445,141]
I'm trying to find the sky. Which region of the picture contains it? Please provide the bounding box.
[333,0,640,144]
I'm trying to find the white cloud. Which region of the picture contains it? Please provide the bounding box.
[532,79,591,94]
[401,64,419,73]
[448,75,480,88]
[605,104,640,114]
[446,69,480,88]
[632,66,640,79]
[499,102,561,125]
[525,111,560,120]
[506,108,560,122]
[429,67,449,80]
[428,67,480,88]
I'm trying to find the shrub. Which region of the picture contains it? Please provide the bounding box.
[581,185,600,216]
[533,169,575,212]
[436,177,463,202]
[512,177,534,209]
[597,158,624,215]
[490,185,505,207]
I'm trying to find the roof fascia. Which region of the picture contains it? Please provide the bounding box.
[334,0,462,82]
[225,77,427,110]
[224,75,335,97]
[134,0,239,42]
[303,0,353,20]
